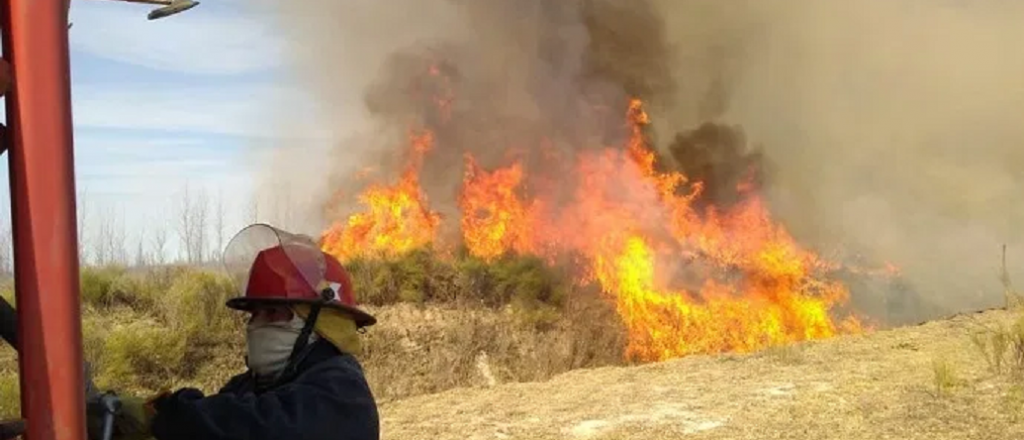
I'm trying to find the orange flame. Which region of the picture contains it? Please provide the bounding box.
[450,98,865,362]
[321,129,441,261]
[459,155,539,261]
[321,67,873,363]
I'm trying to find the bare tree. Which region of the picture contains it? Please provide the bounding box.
[177,184,197,264]
[177,184,211,265]
[195,187,209,265]
[77,187,90,265]
[112,208,128,265]
[151,222,168,266]
[134,227,148,268]
[95,205,114,266]
[211,189,226,262]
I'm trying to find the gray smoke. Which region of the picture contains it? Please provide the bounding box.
[249,0,1024,325]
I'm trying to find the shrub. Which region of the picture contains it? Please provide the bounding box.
[80,266,243,393]
[346,248,572,329]
[98,320,187,393]
[79,265,128,307]
[348,247,460,305]
[0,248,628,404]
[160,270,239,340]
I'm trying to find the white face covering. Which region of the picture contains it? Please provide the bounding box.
[246,314,317,379]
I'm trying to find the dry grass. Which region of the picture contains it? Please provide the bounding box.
[379,308,1024,440]
[0,261,627,416]
[967,245,1024,382]
[360,286,627,402]
[1001,244,1024,310]
[1,253,1021,440]
[931,355,959,397]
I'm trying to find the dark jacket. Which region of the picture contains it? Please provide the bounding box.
[149,340,379,440]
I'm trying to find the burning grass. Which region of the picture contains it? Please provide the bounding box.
[319,92,877,364]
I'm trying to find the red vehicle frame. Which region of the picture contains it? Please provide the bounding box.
[0,1,197,439]
[1,0,86,438]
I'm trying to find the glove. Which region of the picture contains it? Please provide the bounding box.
[86,390,168,440]
[112,396,156,440]
[85,392,113,440]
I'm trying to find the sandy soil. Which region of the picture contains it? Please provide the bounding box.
[380,308,1024,440]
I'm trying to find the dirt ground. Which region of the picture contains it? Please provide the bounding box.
[379,308,1024,440]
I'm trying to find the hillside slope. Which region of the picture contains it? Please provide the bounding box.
[380,308,1024,440]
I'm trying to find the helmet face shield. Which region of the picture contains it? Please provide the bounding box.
[223,223,327,300]
[222,223,378,328]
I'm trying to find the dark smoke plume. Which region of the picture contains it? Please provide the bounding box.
[667,122,766,210]
[251,0,1024,326]
[345,0,759,216]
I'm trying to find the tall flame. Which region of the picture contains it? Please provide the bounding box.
[452,99,863,362]
[459,155,539,261]
[321,129,441,261]
[320,62,869,363]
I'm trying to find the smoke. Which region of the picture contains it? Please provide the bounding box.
[688,1,1024,323]
[251,0,1024,324]
[256,0,683,235]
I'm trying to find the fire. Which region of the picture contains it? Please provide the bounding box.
[459,155,539,261]
[451,99,863,362]
[320,62,871,363]
[320,129,441,261]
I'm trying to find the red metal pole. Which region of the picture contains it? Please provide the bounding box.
[1,0,86,439]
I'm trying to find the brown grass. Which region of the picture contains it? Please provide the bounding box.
[1001,244,1024,310]
[0,262,626,416]
[360,285,627,402]
[378,308,1024,440]
[3,256,1019,440]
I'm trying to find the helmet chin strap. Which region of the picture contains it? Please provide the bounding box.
[271,287,332,386]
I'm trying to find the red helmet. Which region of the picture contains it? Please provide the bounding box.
[223,224,376,328]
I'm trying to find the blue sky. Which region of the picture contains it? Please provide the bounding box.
[0,0,329,262]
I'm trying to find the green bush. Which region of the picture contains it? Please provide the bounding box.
[463,255,568,329]
[348,249,568,310]
[78,266,243,393]
[347,246,460,305]
[161,270,240,341]
[98,320,187,393]
[79,265,128,307]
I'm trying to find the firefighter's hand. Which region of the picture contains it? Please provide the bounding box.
[111,396,156,440]
[85,392,160,440]
[84,392,111,440]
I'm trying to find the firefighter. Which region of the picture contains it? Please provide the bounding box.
[86,224,380,440]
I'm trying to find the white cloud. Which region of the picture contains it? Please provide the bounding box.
[0,139,255,255]
[68,0,284,75]
[69,81,356,140]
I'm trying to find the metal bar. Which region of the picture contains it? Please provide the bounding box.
[1,0,86,440]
